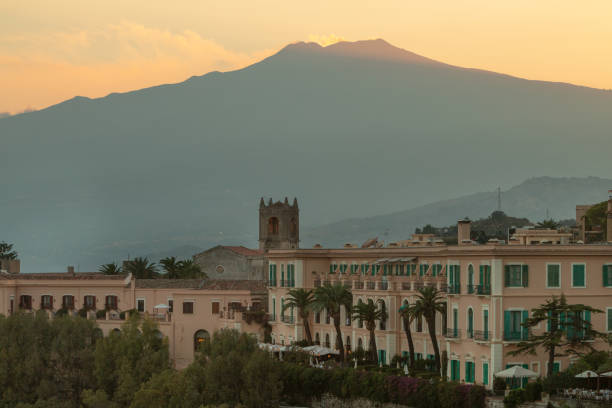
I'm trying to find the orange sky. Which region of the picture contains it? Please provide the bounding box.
[1,0,611,114]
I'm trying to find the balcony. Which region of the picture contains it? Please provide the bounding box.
[401,282,412,291]
[438,283,449,293]
[444,328,462,339]
[267,280,277,287]
[447,284,461,294]
[504,331,528,342]
[467,284,476,294]
[414,282,426,291]
[473,330,491,341]
[378,281,389,290]
[366,281,376,290]
[343,281,353,289]
[323,280,331,286]
[353,281,364,290]
[476,285,491,295]
[280,280,295,288]
[314,280,321,288]
[281,315,295,324]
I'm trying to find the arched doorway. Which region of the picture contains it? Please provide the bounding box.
[194,329,210,352]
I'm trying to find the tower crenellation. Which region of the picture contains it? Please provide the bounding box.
[258,197,299,250]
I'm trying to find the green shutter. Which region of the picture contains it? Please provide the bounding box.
[603,265,611,287]
[608,309,612,332]
[483,363,489,385]
[521,265,529,287]
[479,266,484,286]
[522,310,529,340]
[504,311,511,339]
[504,265,510,287]
[573,264,585,287]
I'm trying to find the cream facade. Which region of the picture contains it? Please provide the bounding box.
[0,272,267,369]
[267,240,612,388]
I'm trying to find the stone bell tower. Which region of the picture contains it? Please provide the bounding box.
[258,197,299,250]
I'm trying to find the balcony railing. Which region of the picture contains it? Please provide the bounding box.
[467,284,476,294]
[473,330,491,341]
[281,315,295,324]
[366,281,376,290]
[323,280,331,286]
[401,282,412,290]
[378,281,389,290]
[438,283,449,293]
[353,281,364,290]
[343,281,353,289]
[314,280,321,288]
[280,280,295,288]
[504,331,528,341]
[268,280,277,287]
[476,285,491,295]
[447,284,461,294]
[444,328,462,339]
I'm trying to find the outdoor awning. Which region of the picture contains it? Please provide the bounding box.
[494,365,538,379]
[575,370,599,378]
[600,371,612,377]
[154,304,169,309]
[302,345,339,356]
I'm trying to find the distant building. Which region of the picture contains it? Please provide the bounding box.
[193,245,265,280]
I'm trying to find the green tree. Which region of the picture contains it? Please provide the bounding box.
[411,286,446,374]
[159,257,180,279]
[240,350,281,408]
[535,219,559,230]
[398,301,416,374]
[508,294,609,377]
[177,259,207,279]
[583,201,608,242]
[352,299,387,363]
[0,241,18,259]
[99,263,122,275]
[282,288,315,344]
[124,257,158,279]
[312,283,353,363]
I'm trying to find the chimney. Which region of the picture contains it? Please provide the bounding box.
[606,190,612,243]
[458,218,472,245]
[67,266,75,276]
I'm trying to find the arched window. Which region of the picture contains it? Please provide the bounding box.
[111,328,121,335]
[379,299,387,331]
[194,329,210,352]
[315,311,321,324]
[268,217,279,234]
[468,264,474,293]
[325,333,330,348]
[467,308,474,338]
[315,332,320,345]
[358,299,364,328]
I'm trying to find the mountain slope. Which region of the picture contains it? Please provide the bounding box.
[302,176,612,247]
[1,40,611,271]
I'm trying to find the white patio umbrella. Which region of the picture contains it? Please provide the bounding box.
[494,365,538,379]
[575,370,599,378]
[600,370,612,377]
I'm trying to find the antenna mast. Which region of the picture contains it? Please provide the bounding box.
[497,186,502,212]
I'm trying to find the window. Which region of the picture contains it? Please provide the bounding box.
[465,361,475,383]
[483,363,489,385]
[479,265,491,288]
[504,264,528,287]
[287,264,295,287]
[315,311,321,324]
[271,298,276,320]
[378,349,386,365]
[268,217,279,234]
[419,263,428,277]
[351,264,358,274]
[168,299,174,313]
[183,301,194,314]
[315,333,320,345]
[84,295,96,310]
[41,295,53,310]
[395,264,404,275]
[467,265,474,292]
[105,295,118,310]
[268,264,277,286]
[137,298,145,313]
[360,264,369,275]
[604,265,612,287]
[547,264,561,288]
[325,334,330,348]
[504,310,528,341]
[467,308,474,338]
[448,264,460,293]
[450,360,460,381]
[432,264,442,276]
[62,295,74,309]
[194,330,210,351]
[212,301,220,314]
[325,308,331,324]
[607,308,612,332]
[329,263,338,274]
[346,336,351,351]
[572,264,586,287]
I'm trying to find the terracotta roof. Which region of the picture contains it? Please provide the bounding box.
[4,272,126,280]
[135,279,203,289]
[134,278,267,292]
[221,246,263,256]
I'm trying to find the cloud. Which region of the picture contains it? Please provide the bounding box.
[307,34,346,47]
[0,22,273,114]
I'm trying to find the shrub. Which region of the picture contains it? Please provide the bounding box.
[524,381,542,401]
[95,310,106,319]
[493,376,507,396]
[503,389,526,408]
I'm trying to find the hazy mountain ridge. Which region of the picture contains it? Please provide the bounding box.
[1,40,611,271]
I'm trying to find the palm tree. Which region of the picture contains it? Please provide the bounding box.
[312,283,352,363]
[160,256,180,279]
[99,262,122,275]
[399,300,416,374]
[536,219,559,230]
[177,259,207,279]
[411,286,446,374]
[282,288,315,344]
[352,299,387,363]
[124,257,158,279]
[0,242,18,260]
